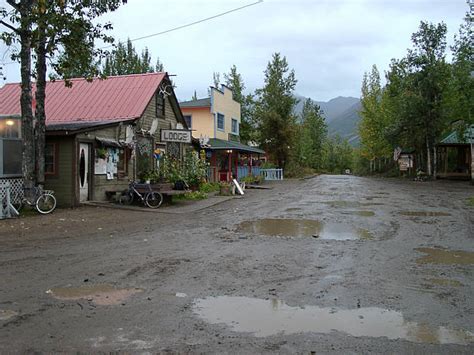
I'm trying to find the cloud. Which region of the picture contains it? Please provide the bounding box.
[1,0,468,101]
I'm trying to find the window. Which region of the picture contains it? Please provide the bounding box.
[45,143,57,175]
[0,117,22,177]
[231,118,239,134]
[183,115,192,129]
[217,113,225,131]
[156,92,165,117]
[0,118,21,138]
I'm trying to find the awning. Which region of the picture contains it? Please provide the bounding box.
[96,137,122,147]
[204,138,265,154]
[439,125,474,145]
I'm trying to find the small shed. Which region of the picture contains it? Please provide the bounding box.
[436,125,474,181]
[0,73,191,207]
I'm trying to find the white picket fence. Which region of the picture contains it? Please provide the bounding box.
[0,180,21,219]
[261,168,284,181]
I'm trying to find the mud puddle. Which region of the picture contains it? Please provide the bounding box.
[427,278,463,287]
[236,219,373,240]
[341,211,375,217]
[284,207,302,212]
[0,309,18,321]
[193,296,473,344]
[47,284,143,305]
[416,248,474,265]
[400,211,451,217]
[323,201,384,208]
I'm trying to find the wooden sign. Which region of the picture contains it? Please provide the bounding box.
[161,129,191,143]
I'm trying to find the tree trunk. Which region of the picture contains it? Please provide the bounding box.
[19,0,35,193]
[433,145,437,180]
[426,136,432,176]
[34,16,47,187]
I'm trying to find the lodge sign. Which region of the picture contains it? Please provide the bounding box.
[161,129,192,143]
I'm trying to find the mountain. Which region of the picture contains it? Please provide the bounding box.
[294,94,361,145]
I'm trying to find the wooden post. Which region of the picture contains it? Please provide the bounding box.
[249,154,252,177]
[234,152,238,179]
[228,151,232,181]
[471,143,474,185]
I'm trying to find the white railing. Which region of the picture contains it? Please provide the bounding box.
[0,180,21,219]
[261,168,284,181]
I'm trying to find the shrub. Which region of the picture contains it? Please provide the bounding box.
[199,182,220,193]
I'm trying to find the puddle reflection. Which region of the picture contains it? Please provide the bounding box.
[47,284,143,305]
[399,211,451,217]
[416,248,474,265]
[193,296,473,344]
[236,219,373,240]
[0,309,18,321]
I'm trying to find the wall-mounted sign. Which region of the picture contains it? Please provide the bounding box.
[161,129,191,143]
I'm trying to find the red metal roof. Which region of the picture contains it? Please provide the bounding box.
[0,72,166,125]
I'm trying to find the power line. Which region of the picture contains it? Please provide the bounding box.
[102,0,263,49]
[1,0,264,65]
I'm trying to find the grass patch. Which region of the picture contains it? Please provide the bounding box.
[174,191,208,201]
[199,182,220,193]
[467,197,474,207]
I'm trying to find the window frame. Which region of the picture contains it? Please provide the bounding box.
[183,115,192,129]
[156,92,165,118]
[231,118,239,134]
[117,147,129,177]
[44,142,59,177]
[0,117,22,178]
[217,113,225,131]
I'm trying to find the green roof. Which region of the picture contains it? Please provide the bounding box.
[179,98,211,108]
[440,125,474,145]
[206,138,265,154]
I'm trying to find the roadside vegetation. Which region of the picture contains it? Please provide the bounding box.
[357,11,473,176]
[467,197,474,207]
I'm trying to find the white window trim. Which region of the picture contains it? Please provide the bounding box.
[217,112,225,132]
[231,118,239,135]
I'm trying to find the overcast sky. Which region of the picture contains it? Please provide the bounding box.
[0,0,469,101]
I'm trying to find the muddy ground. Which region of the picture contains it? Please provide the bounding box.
[0,175,473,353]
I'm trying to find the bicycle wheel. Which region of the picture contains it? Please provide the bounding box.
[35,193,57,214]
[145,192,163,209]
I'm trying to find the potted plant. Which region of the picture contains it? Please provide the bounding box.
[96,147,107,160]
[219,181,232,196]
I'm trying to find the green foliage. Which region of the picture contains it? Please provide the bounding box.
[358,65,392,162]
[295,98,327,169]
[240,175,263,184]
[199,182,220,193]
[103,38,164,76]
[261,161,277,169]
[224,65,256,144]
[320,136,354,174]
[182,150,208,187]
[174,191,208,201]
[158,155,184,184]
[284,163,316,179]
[358,16,473,176]
[467,197,474,207]
[157,152,208,186]
[254,53,298,169]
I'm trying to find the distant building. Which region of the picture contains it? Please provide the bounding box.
[0,73,190,206]
[436,125,474,183]
[180,86,264,182]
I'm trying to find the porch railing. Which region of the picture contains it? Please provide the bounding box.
[261,168,284,181]
[237,166,261,179]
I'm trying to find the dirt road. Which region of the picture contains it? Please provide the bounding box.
[1,175,473,353]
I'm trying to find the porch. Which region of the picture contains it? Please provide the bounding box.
[203,138,265,183]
